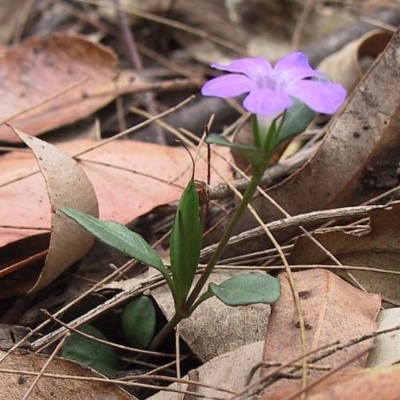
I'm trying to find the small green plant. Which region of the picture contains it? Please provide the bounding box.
[62,52,346,351]
[121,295,157,349]
[61,324,119,374]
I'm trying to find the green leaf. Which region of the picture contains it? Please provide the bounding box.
[121,296,156,349]
[61,325,119,375]
[209,274,281,306]
[170,179,202,307]
[61,207,172,287]
[276,99,316,146]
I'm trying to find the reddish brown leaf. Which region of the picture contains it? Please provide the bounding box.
[261,269,380,397]
[262,364,400,400]
[0,34,140,142]
[0,138,232,249]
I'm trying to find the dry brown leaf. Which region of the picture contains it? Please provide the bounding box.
[148,341,264,400]
[0,350,136,400]
[15,131,98,294]
[0,138,232,247]
[291,201,400,304]
[151,270,270,361]
[261,269,380,397]
[262,364,400,400]
[0,33,140,143]
[236,25,400,237]
[317,30,392,94]
[0,131,98,297]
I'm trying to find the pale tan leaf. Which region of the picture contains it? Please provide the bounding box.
[367,308,400,368]
[12,130,98,294]
[151,270,270,361]
[148,341,264,400]
[317,30,392,94]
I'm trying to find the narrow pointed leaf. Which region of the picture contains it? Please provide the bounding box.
[209,274,281,306]
[170,179,202,306]
[61,207,172,286]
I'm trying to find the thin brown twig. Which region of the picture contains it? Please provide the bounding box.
[285,347,372,400]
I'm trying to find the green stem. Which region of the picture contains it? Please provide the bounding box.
[149,115,277,351]
[148,309,186,351]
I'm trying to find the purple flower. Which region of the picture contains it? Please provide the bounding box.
[201,52,346,116]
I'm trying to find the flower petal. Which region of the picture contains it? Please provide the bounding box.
[286,80,347,114]
[211,57,273,83]
[201,74,255,98]
[274,52,326,90]
[242,89,292,116]
[274,52,325,85]
[275,52,311,71]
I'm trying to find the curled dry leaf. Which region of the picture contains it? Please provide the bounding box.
[0,33,140,143]
[0,130,98,296]
[291,201,400,304]
[235,26,400,240]
[0,351,136,400]
[261,269,380,397]
[317,30,392,94]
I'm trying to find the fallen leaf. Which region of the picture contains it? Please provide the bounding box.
[260,269,380,396]
[0,131,98,297]
[14,131,98,294]
[0,350,136,399]
[151,270,270,361]
[0,33,140,142]
[291,201,400,304]
[317,30,392,94]
[261,364,400,400]
[0,138,232,247]
[0,134,231,297]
